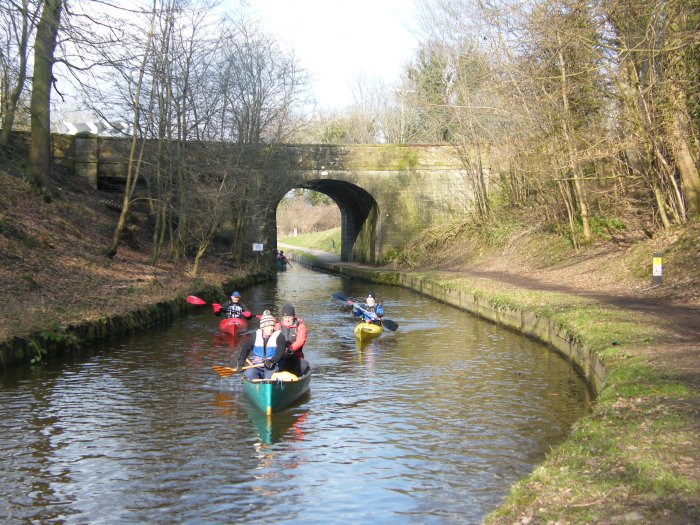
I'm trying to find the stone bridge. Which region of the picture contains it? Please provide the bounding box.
[56,135,483,264]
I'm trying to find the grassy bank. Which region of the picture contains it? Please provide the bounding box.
[278,227,341,254]
[421,271,699,524]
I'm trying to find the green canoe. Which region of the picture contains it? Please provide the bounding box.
[242,370,311,415]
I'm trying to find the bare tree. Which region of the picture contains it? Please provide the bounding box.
[187,164,233,276]
[299,74,405,145]
[106,1,158,259]
[519,1,608,244]
[218,18,308,144]
[603,0,700,223]
[0,0,41,146]
[399,41,458,143]
[410,0,700,244]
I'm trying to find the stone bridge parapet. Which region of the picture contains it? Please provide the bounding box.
[47,134,488,264]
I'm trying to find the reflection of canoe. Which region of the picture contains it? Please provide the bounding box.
[354,322,382,343]
[243,370,311,416]
[218,317,247,336]
[246,406,308,445]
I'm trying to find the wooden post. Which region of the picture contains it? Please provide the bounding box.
[652,252,664,286]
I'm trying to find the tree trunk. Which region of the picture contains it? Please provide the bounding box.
[557,45,591,244]
[667,84,700,217]
[27,0,61,190]
[106,2,157,258]
[653,185,671,229]
[191,239,212,277]
[557,176,579,250]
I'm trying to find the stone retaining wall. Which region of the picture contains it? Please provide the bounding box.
[0,272,272,370]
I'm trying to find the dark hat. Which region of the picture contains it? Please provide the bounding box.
[231,291,240,298]
[282,303,295,317]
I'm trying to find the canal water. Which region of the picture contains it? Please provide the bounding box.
[0,265,591,524]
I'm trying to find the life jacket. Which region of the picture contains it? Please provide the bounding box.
[355,304,383,325]
[251,329,281,362]
[279,318,305,359]
[279,319,300,344]
[222,301,244,319]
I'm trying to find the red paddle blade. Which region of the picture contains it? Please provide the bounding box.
[186,295,206,305]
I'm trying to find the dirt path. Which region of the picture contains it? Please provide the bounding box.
[462,268,700,341]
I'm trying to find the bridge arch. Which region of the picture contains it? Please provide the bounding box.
[293,179,378,263]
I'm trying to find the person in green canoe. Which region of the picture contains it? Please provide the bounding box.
[275,303,310,377]
[235,310,285,379]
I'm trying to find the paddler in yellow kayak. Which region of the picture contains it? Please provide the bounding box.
[352,293,384,325]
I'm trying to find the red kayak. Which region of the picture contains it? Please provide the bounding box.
[218,317,248,336]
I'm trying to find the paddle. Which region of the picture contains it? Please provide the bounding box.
[186,295,207,305]
[332,292,352,303]
[331,292,399,331]
[212,363,263,377]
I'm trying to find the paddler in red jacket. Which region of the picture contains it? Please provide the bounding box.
[275,303,310,377]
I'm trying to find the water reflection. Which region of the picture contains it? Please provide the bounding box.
[209,388,309,446]
[246,404,309,445]
[355,336,384,371]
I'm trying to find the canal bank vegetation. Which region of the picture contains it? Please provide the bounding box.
[286,212,699,523]
[385,212,699,522]
[406,226,699,523]
[0,165,271,367]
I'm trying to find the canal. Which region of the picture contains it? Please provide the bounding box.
[0,265,591,524]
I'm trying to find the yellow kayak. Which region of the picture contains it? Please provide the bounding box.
[354,322,383,343]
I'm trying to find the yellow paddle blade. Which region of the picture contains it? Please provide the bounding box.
[212,365,236,377]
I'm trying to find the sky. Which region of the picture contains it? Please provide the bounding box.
[243,0,421,111]
[55,0,423,127]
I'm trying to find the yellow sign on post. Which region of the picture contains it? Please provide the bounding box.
[652,252,663,286]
